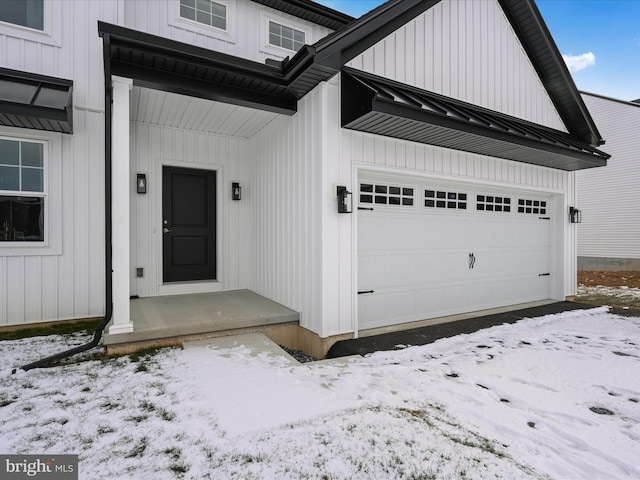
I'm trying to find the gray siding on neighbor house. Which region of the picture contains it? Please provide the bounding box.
[578,94,640,262]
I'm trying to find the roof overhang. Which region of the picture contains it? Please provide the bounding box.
[0,67,73,134]
[98,21,302,115]
[498,0,604,147]
[342,69,609,171]
[250,0,353,30]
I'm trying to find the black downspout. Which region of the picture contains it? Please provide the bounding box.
[13,32,115,373]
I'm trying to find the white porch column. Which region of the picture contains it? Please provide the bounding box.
[109,76,134,335]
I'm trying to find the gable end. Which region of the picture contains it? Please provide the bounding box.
[498,0,604,146]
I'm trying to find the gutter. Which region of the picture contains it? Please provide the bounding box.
[12,33,115,373]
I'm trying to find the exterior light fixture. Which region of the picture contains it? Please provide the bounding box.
[569,206,582,224]
[337,185,352,213]
[136,173,147,194]
[232,182,241,201]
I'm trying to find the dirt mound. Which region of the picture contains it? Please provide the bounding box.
[578,271,640,289]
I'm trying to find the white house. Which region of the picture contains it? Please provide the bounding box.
[0,0,609,357]
[577,93,640,271]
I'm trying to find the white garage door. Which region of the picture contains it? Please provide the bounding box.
[358,177,551,331]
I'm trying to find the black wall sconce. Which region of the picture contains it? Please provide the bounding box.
[136,173,147,194]
[337,185,352,213]
[232,182,241,201]
[569,206,582,224]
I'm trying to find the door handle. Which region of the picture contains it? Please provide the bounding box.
[163,227,172,234]
[469,252,476,269]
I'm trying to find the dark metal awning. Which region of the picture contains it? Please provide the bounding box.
[341,68,609,171]
[0,68,73,134]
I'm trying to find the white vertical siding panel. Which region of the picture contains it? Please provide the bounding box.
[0,257,5,325]
[24,257,42,321]
[57,131,75,320]
[347,0,566,131]
[347,129,566,193]
[7,258,25,324]
[41,256,58,321]
[248,87,327,333]
[72,112,90,317]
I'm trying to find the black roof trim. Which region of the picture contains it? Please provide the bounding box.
[99,21,299,115]
[250,0,353,30]
[0,67,73,134]
[342,68,609,171]
[498,0,603,147]
[312,0,440,70]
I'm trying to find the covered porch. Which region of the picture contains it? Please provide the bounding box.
[103,289,300,353]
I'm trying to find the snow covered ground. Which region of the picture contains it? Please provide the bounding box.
[577,283,640,305]
[1,307,639,479]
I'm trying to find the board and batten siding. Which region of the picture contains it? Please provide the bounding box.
[130,123,252,297]
[0,114,106,327]
[124,0,333,63]
[347,0,566,131]
[0,1,120,326]
[577,94,640,259]
[248,80,354,337]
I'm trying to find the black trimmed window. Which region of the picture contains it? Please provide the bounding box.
[0,139,45,242]
[0,0,44,31]
[476,195,511,212]
[424,189,467,209]
[518,198,547,215]
[360,183,414,206]
[269,21,305,52]
[180,0,226,30]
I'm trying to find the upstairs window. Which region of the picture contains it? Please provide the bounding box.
[0,139,45,242]
[269,21,305,52]
[180,0,226,30]
[0,0,44,31]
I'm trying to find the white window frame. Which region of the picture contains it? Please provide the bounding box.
[268,20,305,52]
[259,11,310,59]
[0,0,61,48]
[0,129,62,256]
[169,0,235,42]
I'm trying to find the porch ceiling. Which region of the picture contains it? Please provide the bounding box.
[131,87,278,138]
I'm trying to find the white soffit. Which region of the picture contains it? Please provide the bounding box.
[130,87,279,138]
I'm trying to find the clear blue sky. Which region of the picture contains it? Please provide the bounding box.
[317,0,640,102]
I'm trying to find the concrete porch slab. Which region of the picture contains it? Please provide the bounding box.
[103,289,299,347]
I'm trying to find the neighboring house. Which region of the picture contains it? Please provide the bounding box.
[0,0,609,356]
[577,93,640,271]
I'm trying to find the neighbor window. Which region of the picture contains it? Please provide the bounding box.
[269,21,305,51]
[0,139,45,242]
[180,0,226,30]
[0,0,44,31]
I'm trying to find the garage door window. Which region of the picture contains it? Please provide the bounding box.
[477,195,511,212]
[518,198,547,215]
[424,189,467,209]
[360,183,414,206]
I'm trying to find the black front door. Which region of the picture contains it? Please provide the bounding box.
[162,166,216,282]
